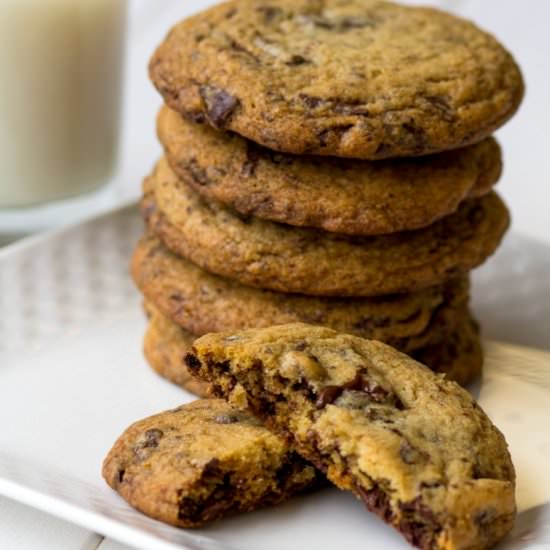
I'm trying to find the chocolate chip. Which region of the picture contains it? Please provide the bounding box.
[286,54,309,66]
[316,385,342,408]
[133,428,164,460]
[400,496,438,525]
[356,485,394,522]
[300,94,327,110]
[257,5,282,23]
[117,469,125,484]
[183,110,207,125]
[214,414,241,424]
[399,496,441,548]
[419,481,442,489]
[202,458,222,477]
[401,121,427,149]
[228,38,260,63]
[316,124,354,147]
[339,17,376,30]
[199,86,240,128]
[183,158,213,186]
[425,96,455,122]
[184,353,201,373]
[241,143,262,177]
[142,428,163,448]
[474,507,496,526]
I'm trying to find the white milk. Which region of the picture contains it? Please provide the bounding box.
[0,0,126,207]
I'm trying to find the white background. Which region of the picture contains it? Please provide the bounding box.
[1,1,548,549]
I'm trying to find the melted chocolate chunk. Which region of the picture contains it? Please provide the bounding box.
[356,485,394,523]
[184,353,201,373]
[133,428,164,460]
[399,496,441,549]
[316,385,342,408]
[316,372,404,409]
[199,86,240,128]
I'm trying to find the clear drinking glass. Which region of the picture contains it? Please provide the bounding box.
[0,0,127,237]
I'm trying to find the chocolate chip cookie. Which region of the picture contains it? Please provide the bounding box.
[102,399,321,527]
[410,312,482,387]
[186,323,515,549]
[158,106,501,235]
[145,303,482,390]
[144,158,510,297]
[143,304,210,397]
[132,234,469,353]
[150,0,523,159]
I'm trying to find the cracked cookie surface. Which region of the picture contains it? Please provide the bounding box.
[102,399,320,527]
[132,234,469,354]
[186,323,515,549]
[150,0,523,159]
[144,157,509,297]
[159,106,501,235]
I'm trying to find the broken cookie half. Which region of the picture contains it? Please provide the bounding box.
[186,323,516,550]
[102,399,320,527]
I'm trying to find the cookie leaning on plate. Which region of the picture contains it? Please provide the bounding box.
[132,234,470,353]
[186,324,516,550]
[150,0,523,159]
[102,399,321,527]
[144,158,510,297]
[158,106,501,235]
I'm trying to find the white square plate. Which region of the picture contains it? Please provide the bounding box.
[0,206,549,550]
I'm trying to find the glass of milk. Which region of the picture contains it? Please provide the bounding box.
[0,0,126,209]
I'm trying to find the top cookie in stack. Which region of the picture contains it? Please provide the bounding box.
[135,0,523,392]
[150,0,523,160]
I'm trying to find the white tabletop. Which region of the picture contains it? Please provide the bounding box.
[1,1,548,549]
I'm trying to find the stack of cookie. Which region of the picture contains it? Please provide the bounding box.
[132,0,523,396]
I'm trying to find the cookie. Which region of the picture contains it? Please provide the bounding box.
[132,234,469,353]
[145,303,482,388]
[186,324,516,549]
[143,306,210,397]
[150,0,523,159]
[158,106,501,235]
[144,158,510,296]
[410,312,482,387]
[411,313,482,387]
[102,399,321,527]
